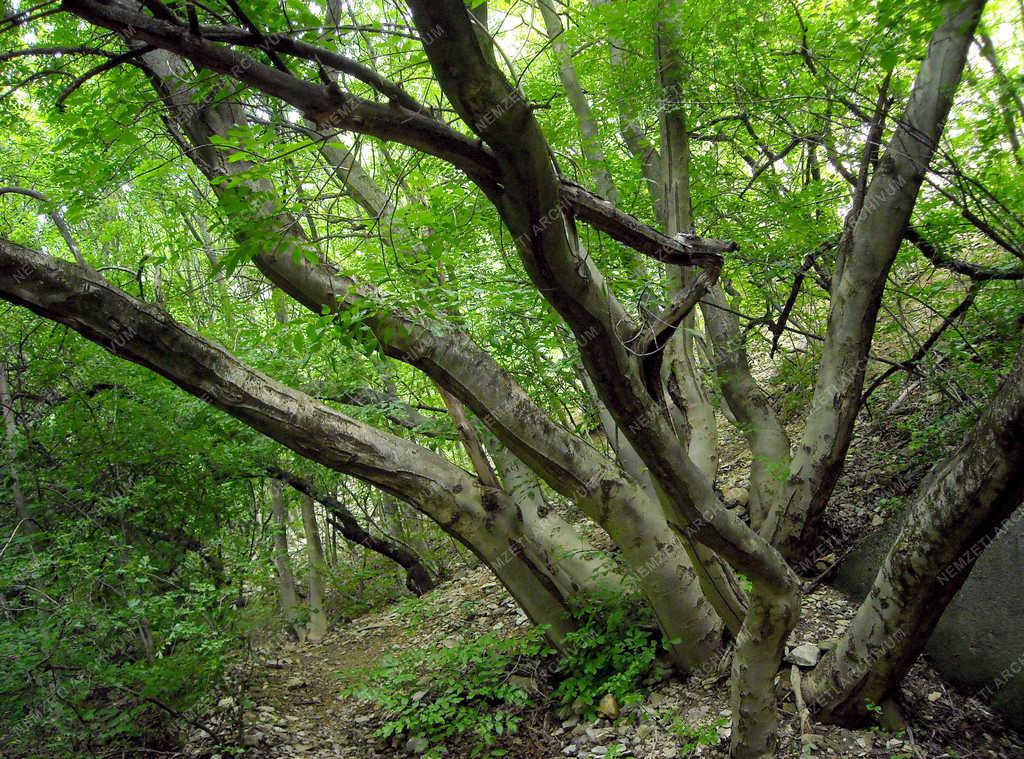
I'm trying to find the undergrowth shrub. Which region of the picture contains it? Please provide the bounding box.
[551,590,666,718]
[0,547,238,758]
[343,591,674,756]
[342,627,554,758]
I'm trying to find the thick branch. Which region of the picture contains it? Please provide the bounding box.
[267,465,435,595]
[905,226,1024,281]
[61,0,733,267]
[767,0,987,560]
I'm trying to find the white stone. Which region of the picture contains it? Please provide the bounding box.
[786,643,820,667]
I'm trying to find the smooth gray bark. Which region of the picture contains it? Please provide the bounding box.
[805,346,1024,724]
[140,51,726,673]
[0,238,578,647]
[269,479,302,638]
[299,493,329,640]
[764,0,987,560]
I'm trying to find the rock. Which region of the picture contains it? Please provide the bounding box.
[786,643,820,668]
[217,696,235,709]
[562,745,579,756]
[871,514,886,527]
[562,716,580,730]
[510,675,537,693]
[597,693,621,720]
[405,735,430,754]
[724,487,750,507]
[584,726,614,744]
[685,705,709,722]
[927,691,943,702]
[648,692,671,708]
[284,676,306,689]
[818,637,841,653]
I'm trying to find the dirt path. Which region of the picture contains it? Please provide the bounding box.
[184,564,1024,759]
[191,568,551,758]
[231,615,403,758]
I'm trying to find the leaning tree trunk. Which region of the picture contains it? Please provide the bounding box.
[134,53,723,672]
[0,238,579,647]
[804,345,1024,724]
[487,439,625,598]
[0,361,35,537]
[763,0,987,562]
[581,372,749,639]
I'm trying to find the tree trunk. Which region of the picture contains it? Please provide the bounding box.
[0,361,35,537]
[764,0,987,562]
[729,584,799,757]
[487,440,624,598]
[269,479,302,639]
[804,345,1024,724]
[584,373,748,637]
[378,492,405,544]
[0,238,578,646]
[299,493,329,640]
[700,286,792,532]
[135,55,725,671]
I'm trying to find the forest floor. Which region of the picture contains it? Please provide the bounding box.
[184,562,1024,759]
[182,399,1024,759]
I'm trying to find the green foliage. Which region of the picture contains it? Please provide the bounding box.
[0,0,1022,755]
[343,628,554,758]
[0,511,241,757]
[878,496,905,513]
[900,406,974,458]
[0,338,262,757]
[771,348,822,418]
[670,715,729,755]
[552,592,663,718]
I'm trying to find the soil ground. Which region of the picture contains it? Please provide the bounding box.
[184,563,1023,759]
[184,399,1024,759]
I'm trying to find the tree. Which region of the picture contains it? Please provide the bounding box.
[269,479,303,639]
[1,0,1020,755]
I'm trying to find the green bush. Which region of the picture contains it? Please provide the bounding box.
[343,628,554,758]
[552,591,664,718]
[671,715,729,755]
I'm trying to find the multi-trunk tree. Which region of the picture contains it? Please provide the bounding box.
[2,0,1021,756]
